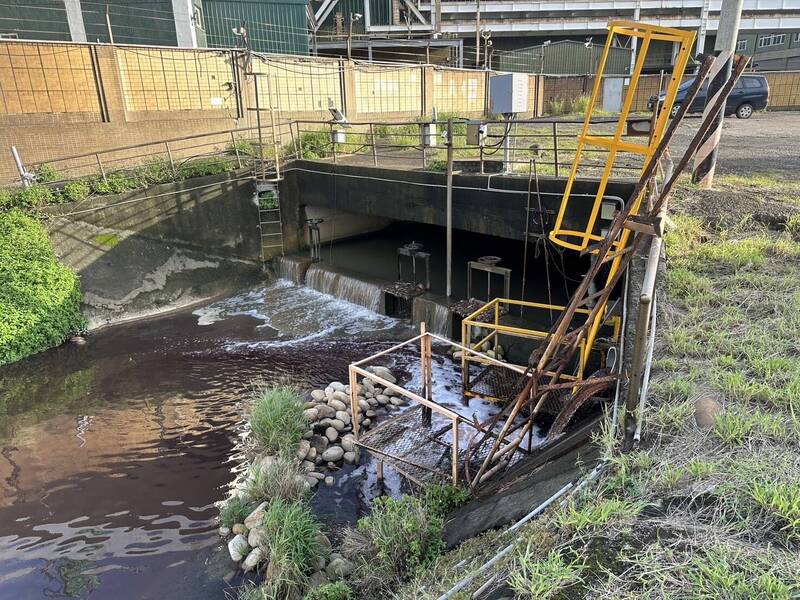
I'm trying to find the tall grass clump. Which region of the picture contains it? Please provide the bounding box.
[508,547,584,599]
[303,581,353,600]
[249,385,307,454]
[255,499,325,599]
[219,495,255,529]
[0,210,85,365]
[244,453,309,503]
[345,494,446,595]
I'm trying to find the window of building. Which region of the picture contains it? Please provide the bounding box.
[736,39,747,51]
[193,5,204,30]
[794,32,800,43]
[758,33,785,49]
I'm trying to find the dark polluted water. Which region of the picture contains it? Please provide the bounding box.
[0,280,413,599]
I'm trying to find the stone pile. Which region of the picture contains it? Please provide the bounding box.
[221,364,403,579]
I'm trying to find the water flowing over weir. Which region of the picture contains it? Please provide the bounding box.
[412,295,453,337]
[275,255,312,284]
[305,263,386,314]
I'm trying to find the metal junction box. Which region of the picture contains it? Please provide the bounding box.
[489,73,529,114]
[421,123,437,147]
[466,122,487,146]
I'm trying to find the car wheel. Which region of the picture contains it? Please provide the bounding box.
[670,103,681,118]
[736,103,753,119]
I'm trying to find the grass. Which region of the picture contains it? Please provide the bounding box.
[0,210,85,365]
[219,495,255,529]
[249,385,307,454]
[251,499,325,600]
[392,176,800,599]
[91,233,120,249]
[243,453,309,504]
[304,582,353,600]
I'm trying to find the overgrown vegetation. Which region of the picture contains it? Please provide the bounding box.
[303,581,353,600]
[248,385,308,454]
[391,182,800,599]
[0,210,85,365]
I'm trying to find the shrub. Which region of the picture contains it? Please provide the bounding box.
[421,484,470,519]
[571,95,591,115]
[259,191,278,209]
[0,210,85,365]
[136,158,174,185]
[548,98,567,115]
[347,494,445,594]
[786,215,800,242]
[34,163,60,183]
[298,131,331,160]
[0,189,13,210]
[244,453,309,504]
[257,500,325,599]
[249,385,307,454]
[176,156,234,179]
[12,184,54,208]
[61,180,91,203]
[90,171,139,195]
[303,582,353,600]
[219,494,255,528]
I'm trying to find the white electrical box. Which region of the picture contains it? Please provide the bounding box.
[331,129,346,144]
[421,123,437,147]
[489,73,529,114]
[466,122,487,146]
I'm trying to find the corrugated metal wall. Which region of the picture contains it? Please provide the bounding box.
[203,0,309,55]
[494,41,632,76]
[0,0,71,41]
[82,1,178,46]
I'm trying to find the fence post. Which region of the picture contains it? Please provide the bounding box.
[11,146,29,187]
[230,131,242,168]
[164,141,176,175]
[452,417,459,485]
[369,123,378,166]
[552,122,560,177]
[96,153,107,183]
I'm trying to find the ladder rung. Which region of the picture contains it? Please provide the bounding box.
[260,220,282,225]
[262,244,284,249]
[261,232,283,237]
[259,208,280,212]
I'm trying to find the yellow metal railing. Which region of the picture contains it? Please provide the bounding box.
[548,20,694,368]
[460,298,622,400]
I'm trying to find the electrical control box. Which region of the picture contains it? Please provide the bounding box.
[421,123,437,147]
[466,122,487,146]
[331,129,346,144]
[489,73,529,115]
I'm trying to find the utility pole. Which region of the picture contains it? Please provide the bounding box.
[445,118,454,297]
[691,0,743,187]
[475,0,481,68]
[105,4,114,44]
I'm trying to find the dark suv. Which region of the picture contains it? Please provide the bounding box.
[648,74,769,119]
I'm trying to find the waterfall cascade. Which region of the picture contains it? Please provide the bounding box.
[412,295,453,338]
[305,263,385,313]
[275,255,312,284]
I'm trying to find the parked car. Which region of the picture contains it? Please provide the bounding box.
[648,74,769,119]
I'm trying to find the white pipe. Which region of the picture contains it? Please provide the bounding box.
[436,482,573,600]
[634,293,657,442]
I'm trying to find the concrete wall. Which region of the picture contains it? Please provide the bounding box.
[277,160,635,252]
[44,170,263,328]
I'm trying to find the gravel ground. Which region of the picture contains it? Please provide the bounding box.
[671,110,800,178]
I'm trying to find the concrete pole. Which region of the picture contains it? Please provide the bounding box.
[691,0,743,188]
[475,0,481,68]
[446,118,454,297]
[64,0,87,43]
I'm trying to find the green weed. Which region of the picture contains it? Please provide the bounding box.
[249,385,307,454]
[508,547,583,599]
[61,180,91,203]
[218,494,254,529]
[244,453,309,504]
[751,480,800,538]
[34,163,60,183]
[303,581,353,600]
[556,498,647,534]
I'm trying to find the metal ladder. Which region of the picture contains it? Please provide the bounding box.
[256,181,284,260]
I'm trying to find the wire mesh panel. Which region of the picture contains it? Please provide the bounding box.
[763,71,800,109]
[116,47,235,112]
[0,42,99,115]
[432,68,484,114]
[352,64,422,114]
[253,55,342,113]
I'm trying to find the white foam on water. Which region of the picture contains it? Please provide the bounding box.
[193,280,403,347]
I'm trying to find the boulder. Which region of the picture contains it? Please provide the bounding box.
[316,404,336,419]
[330,381,346,392]
[390,397,403,406]
[366,409,377,418]
[328,398,348,412]
[330,419,346,431]
[219,526,231,537]
[376,395,389,405]
[326,556,355,579]
[232,523,247,536]
[311,389,326,401]
[695,393,723,428]
[309,471,325,480]
[303,408,319,422]
[228,535,249,562]
[362,418,372,427]
[362,379,376,394]
[341,435,356,452]
[242,547,264,572]
[369,366,396,382]
[307,447,317,461]
[297,439,311,460]
[305,475,320,487]
[325,427,339,443]
[315,532,332,551]
[243,501,268,530]
[321,446,344,462]
[309,570,328,589]
[324,386,334,397]
[325,476,334,486]
[332,390,350,404]
[248,527,266,548]
[358,399,370,412]
[302,460,315,472]
[344,451,358,464]
[335,411,351,425]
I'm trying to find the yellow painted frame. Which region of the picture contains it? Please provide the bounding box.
[549,21,695,253]
[460,298,622,401]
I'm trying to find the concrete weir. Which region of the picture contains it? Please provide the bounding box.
[305,263,389,314]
